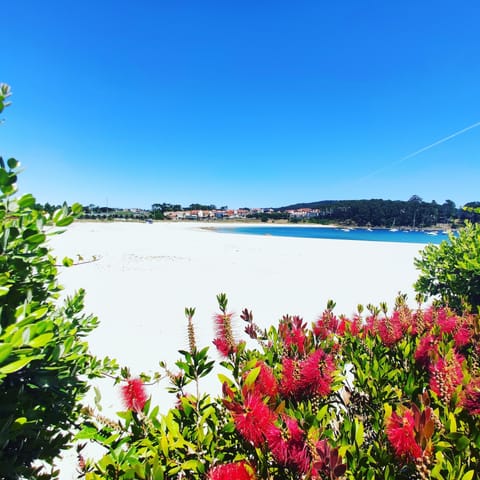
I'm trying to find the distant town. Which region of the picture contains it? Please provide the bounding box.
[38,197,480,228]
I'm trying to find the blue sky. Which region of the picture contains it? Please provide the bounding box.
[1,1,479,209]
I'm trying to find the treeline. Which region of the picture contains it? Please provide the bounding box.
[278,197,480,227]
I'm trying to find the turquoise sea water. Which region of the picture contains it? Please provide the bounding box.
[215,226,453,245]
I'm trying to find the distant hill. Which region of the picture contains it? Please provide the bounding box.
[274,198,479,228]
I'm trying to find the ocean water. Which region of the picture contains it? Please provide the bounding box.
[215,225,452,245]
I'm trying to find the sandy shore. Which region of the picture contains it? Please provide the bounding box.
[49,221,425,477]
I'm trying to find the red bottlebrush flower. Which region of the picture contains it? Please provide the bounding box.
[121,378,148,412]
[386,409,423,460]
[438,313,457,335]
[461,377,480,415]
[247,361,278,399]
[313,310,340,340]
[378,312,403,346]
[429,351,465,403]
[415,334,438,366]
[279,357,303,399]
[266,415,310,473]
[454,324,471,348]
[362,314,377,338]
[278,315,309,357]
[207,461,256,480]
[213,312,237,357]
[213,337,232,357]
[300,348,335,397]
[346,314,362,336]
[233,392,276,446]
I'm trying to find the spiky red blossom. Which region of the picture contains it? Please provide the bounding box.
[301,348,335,397]
[313,310,341,340]
[429,351,465,403]
[120,378,148,412]
[233,392,276,446]
[278,315,309,356]
[454,324,471,348]
[213,312,236,357]
[378,313,403,346]
[415,334,437,366]
[345,314,362,336]
[279,357,303,399]
[461,376,480,415]
[266,415,310,473]
[386,409,422,460]
[250,361,278,399]
[207,461,256,480]
[437,312,457,335]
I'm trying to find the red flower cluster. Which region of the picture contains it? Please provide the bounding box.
[461,376,480,415]
[280,348,335,399]
[313,309,345,340]
[213,312,237,357]
[386,402,434,463]
[207,461,256,480]
[120,378,148,412]
[231,392,277,446]
[266,415,310,473]
[247,361,278,399]
[278,315,309,356]
[429,352,465,403]
[386,408,423,460]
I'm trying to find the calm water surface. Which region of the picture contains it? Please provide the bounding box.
[215,226,452,245]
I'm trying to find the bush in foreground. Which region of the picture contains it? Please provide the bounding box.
[415,222,480,313]
[0,85,114,479]
[81,295,480,479]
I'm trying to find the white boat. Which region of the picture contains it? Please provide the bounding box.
[426,231,438,236]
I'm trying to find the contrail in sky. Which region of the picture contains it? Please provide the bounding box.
[357,120,480,183]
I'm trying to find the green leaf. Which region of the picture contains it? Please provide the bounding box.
[455,435,470,451]
[7,158,19,169]
[0,355,43,374]
[55,216,74,227]
[28,332,54,348]
[17,193,36,209]
[244,366,261,388]
[180,459,202,471]
[0,285,9,296]
[71,203,83,215]
[355,418,365,447]
[25,233,46,245]
[0,343,13,363]
[461,471,474,480]
[62,257,74,267]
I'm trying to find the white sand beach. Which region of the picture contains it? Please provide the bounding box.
[50,221,424,478]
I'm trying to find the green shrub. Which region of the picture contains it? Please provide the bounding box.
[82,296,480,480]
[0,85,110,479]
[414,222,480,312]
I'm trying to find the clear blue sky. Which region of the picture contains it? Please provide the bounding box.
[1,1,479,209]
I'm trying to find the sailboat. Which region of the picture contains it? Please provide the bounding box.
[390,219,398,232]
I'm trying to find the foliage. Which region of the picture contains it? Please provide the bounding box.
[278,198,461,227]
[0,85,113,479]
[414,221,480,312]
[82,295,480,479]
